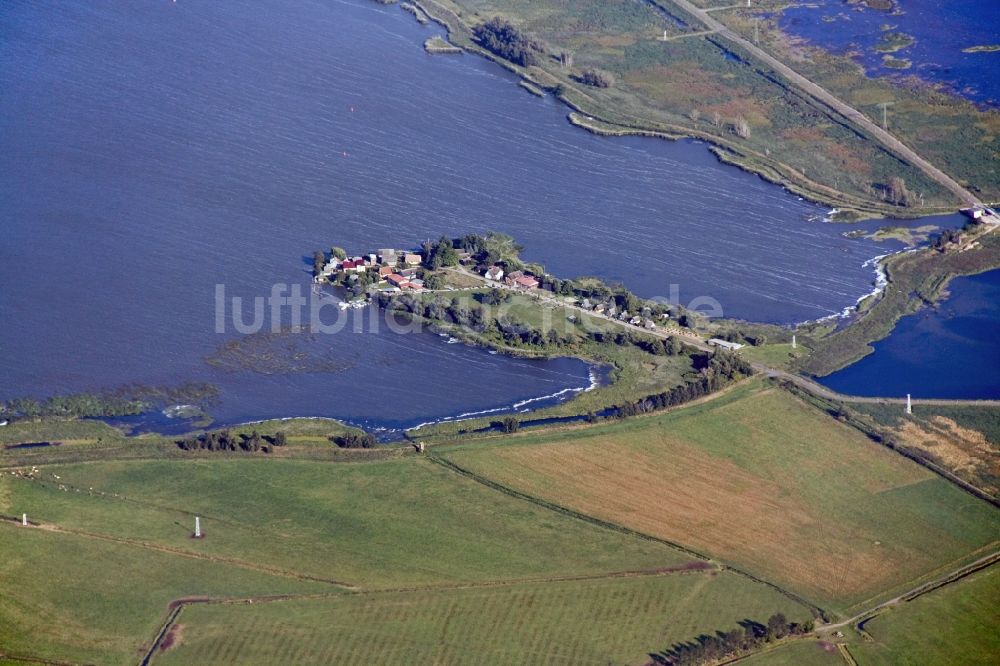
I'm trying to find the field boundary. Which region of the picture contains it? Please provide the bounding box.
[427,453,829,620]
[0,519,358,589]
[781,381,1000,508]
[0,652,87,666]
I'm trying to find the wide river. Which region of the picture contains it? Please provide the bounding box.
[0,0,968,431]
[779,0,999,108]
[820,269,1000,400]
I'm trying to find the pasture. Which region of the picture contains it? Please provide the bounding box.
[740,640,845,666]
[0,457,693,589]
[0,525,322,666]
[849,566,1000,666]
[439,383,1000,616]
[154,571,810,666]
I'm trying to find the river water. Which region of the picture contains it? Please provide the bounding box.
[819,269,1000,400]
[0,0,971,430]
[778,0,1000,107]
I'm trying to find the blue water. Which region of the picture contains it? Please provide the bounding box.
[0,0,979,429]
[779,0,1000,107]
[820,269,1000,399]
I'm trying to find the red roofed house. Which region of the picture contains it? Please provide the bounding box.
[514,275,539,290]
[386,274,408,287]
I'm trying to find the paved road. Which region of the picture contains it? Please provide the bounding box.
[666,0,982,207]
[760,368,1000,407]
[445,267,1000,407]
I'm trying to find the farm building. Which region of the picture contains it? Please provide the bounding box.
[707,339,745,351]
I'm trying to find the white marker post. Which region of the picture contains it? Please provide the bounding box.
[22,513,27,526]
[194,516,201,538]
[791,335,797,349]
[906,394,912,415]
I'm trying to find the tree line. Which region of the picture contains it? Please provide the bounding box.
[651,613,814,665]
[331,431,376,448]
[615,351,754,418]
[176,429,286,453]
[378,289,690,357]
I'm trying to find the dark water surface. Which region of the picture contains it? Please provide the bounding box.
[819,270,1000,399]
[0,0,971,429]
[779,0,1000,107]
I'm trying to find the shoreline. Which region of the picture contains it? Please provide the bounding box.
[799,225,1000,377]
[405,0,972,219]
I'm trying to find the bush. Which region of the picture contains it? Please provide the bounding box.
[495,416,520,433]
[576,68,614,88]
[332,432,376,449]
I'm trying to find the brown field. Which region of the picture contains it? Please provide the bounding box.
[896,417,1000,496]
[441,385,1000,615]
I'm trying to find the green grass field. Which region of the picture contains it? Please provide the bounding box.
[0,525,323,666]
[3,386,997,664]
[439,382,1000,616]
[155,572,809,665]
[849,567,1000,666]
[741,640,846,666]
[0,429,828,665]
[0,457,694,588]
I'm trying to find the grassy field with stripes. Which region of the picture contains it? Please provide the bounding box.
[155,573,810,665]
[3,381,997,664]
[439,383,1000,617]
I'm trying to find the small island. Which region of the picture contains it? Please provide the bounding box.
[962,44,1000,53]
[874,31,915,54]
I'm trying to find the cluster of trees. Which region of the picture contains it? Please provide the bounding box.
[457,232,524,269]
[932,218,983,251]
[344,269,375,297]
[934,228,962,249]
[590,329,684,356]
[422,236,460,270]
[176,429,286,453]
[576,68,613,88]
[716,329,767,346]
[473,17,542,67]
[379,286,690,356]
[651,614,813,665]
[615,351,754,418]
[494,316,569,347]
[332,431,376,448]
[884,176,911,207]
[377,293,489,332]
[493,415,520,433]
[544,276,679,324]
